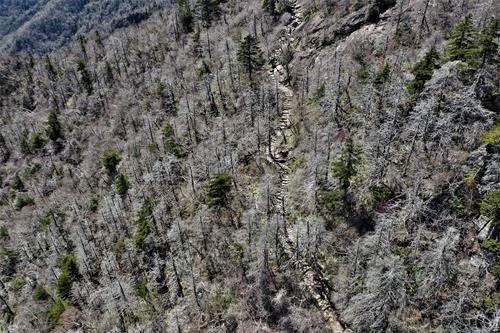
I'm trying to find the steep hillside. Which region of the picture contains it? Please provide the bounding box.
[0,0,499,332]
[0,0,166,53]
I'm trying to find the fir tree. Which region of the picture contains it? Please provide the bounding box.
[332,136,362,207]
[46,111,62,141]
[406,45,440,94]
[76,60,93,95]
[478,18,499,67]
[445,15,478,65]
[236,35,264,86]
[177,0,194,33]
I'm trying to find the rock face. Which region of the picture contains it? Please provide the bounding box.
[320,0,396,46]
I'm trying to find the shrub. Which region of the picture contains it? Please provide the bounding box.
[473,292,500,310]
[39,208,66,231]
[112,238,126,256]
[47,297,66,323]
[374,63,390,85]
[481,120,500,144]
[10,275,25,290]
[481,239,500,253]
[370,182,394,206]
[134,277,149,299]
[88,195,100,213]
[163,124,187,158]
[30,131,47,150]
[114,173,129,196]
[15,193,34,210]
[206,173,232,208]
[480,189,500,224]
[10,174,25,191]
[33,283,50,302]
[101,149,121,175]
[0,226,8,238]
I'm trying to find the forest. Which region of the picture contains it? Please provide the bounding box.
[0,0,499,332]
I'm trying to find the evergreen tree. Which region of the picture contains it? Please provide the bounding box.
[177,0,194,33]
[332,136,362,206]
[478,18,499,67]
[262,0,277,17]
[236,35,264,85]
[206,172,232,208]
[197,0,219,28]
[44,55,57,81]
[406,45,440,94]
[76,60,93,95]
[46,111,62,141]
[445,15,478,65]
[114,173,129,196]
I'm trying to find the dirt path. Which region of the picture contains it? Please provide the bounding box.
[266,2,348,332]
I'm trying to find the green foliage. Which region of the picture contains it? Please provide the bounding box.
[76,59,93,94]
[480,189,500,224]
[391,246,412,257]
[114,173,129,196]
[478,18,500,67]
[481,119,500,144]
[44,55,57,80]
[30,131,47,150]
[356,63,370,82]
[406,46,440,95]
[307,83,325,105]
[104,61,114,83]
[56,253,81,299]
[445,15,479,65]
[20,134,31,154]
[33,283,50,302]
[134,277,149,299]
[449,195,469,216]
[10,275,25,290]
[177,0,193,33]
[262,0,277,17]
[134,199,153,251]
[206,172,232,208]
[47,297,66,323]
[27,161,42,177]
[491,264,500,278]
[236,35,264,83]
[39,208,66,231]
[332,136,363,199]
[473,292,500,310]
[196,0,219,28]
[316,185,344,226]
[46,111,63,141]
[481,239,500,253]
[112,238,126,256]
[101,149,121,175]
[210,288,237,312]
[394,22,413,46]
[197,60,211,78]
[10,174,25,191]
[88,195,100,213]
[370,182,393,206]
[15,193,34,210]
[374,63,390,85]
[163,124,187,158]
[0,225,8,238]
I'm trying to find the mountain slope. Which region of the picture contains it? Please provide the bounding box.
[0,0,499,332]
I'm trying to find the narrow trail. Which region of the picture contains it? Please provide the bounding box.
[266,2,349,333]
